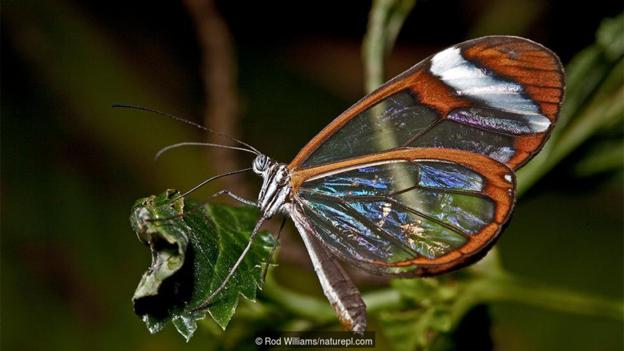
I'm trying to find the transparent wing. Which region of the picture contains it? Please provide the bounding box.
[289,36,564,171]
[290,148,515,276]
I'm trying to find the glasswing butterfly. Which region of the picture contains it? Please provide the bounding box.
[130,35,565,334]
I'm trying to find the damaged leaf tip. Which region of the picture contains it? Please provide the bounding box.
[130,190,275,340]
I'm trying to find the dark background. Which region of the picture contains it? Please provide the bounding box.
[2,0,623,350]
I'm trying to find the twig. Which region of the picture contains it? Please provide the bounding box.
[363,0,390,94]
[363,0,416,93]
[184,0,252,197]
[263,268,624,327]
[383,0,416,60]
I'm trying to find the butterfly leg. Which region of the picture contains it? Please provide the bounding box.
[291,213,367,334]
[212,189,257,207]
[193,216,266,311]
[261,216,286,284]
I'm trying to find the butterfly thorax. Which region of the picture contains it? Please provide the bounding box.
[253,155,292,218]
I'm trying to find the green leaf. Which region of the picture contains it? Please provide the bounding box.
[129,190,275,341]
[376,253,505,351]
[377,278,458,351]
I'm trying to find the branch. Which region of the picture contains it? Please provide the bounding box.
[362,0,416,93]
[184,0,252,197]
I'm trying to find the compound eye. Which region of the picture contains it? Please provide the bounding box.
[253,155,268,173]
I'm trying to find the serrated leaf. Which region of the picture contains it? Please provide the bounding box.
[130,190,275,341]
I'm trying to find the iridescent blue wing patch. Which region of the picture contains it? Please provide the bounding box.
[290,149,515,276]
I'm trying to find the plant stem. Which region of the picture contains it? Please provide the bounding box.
[262,275,403,324]
[184,0,251,197]
[363,0,391,93]
[384,0,416,54]
[265,270,623,326]
[262,276,336,322]
[363,0,416,93]
[450,273,624,326]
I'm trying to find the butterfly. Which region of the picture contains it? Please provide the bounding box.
[134,35,564,334]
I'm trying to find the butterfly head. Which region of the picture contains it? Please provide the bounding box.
[252,154,271,174]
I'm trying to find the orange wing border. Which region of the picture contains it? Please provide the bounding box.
[289,36,564,172]
[291,147,516,276]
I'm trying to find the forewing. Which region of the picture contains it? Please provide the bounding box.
[290,148,514,276]
[289,36,564,171]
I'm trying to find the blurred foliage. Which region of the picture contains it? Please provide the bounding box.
[517,12,624,194]
[2,0,623,350]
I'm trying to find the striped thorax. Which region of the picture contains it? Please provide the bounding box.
[253,155,292,218]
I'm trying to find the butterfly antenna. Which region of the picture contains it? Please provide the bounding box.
[146,168,254,223]
[174,167,252,201]
[155,142,257,160]
[112,103,262,155]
